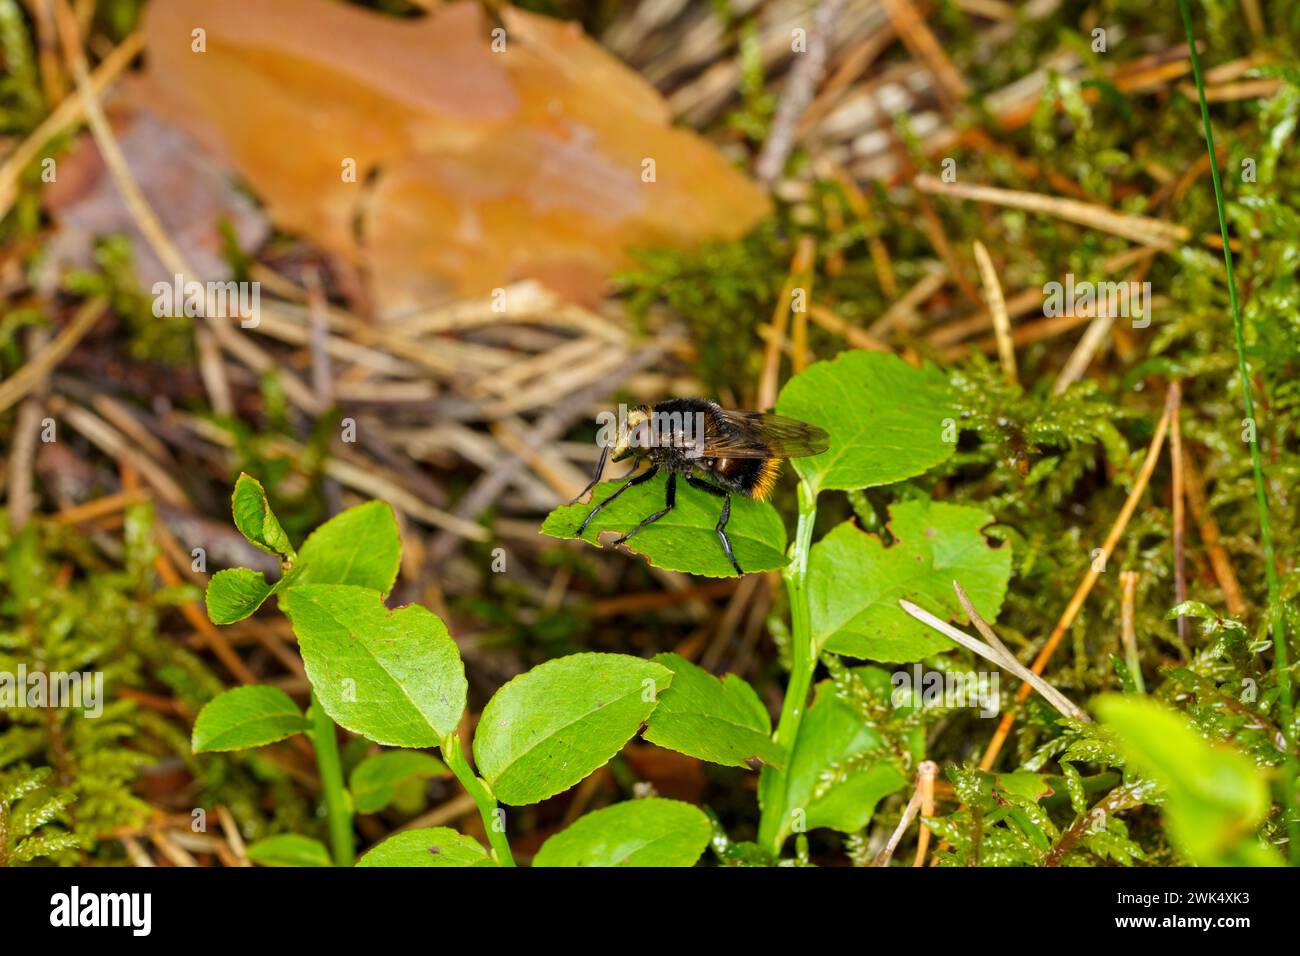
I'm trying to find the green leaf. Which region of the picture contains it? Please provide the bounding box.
[12,832,81,863]
[191,685,309,753]
[246,834,332,867]
[540,472,787,578]
[533,798,711,867]
[205,568,274,625]
[231,473,295,561]
[1095,695,1283,867]
[281,584,467,748]
[350,751,449,814]
[295,501,401,596]
[356,828,493,867]
[473,653,672,805]
[995,771,1054,803]
[643,653,782,768]
[776,350,956,495]
[780,673,909,836]
[808,500,1012,662]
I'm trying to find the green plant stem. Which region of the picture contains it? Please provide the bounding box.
[1178,0,1297,864]
[757,478,819,855]
[442,733,516,867]
[308,692,354,867]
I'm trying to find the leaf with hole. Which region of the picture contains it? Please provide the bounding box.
[643,653,782,768]
[808,500,1012,662]
[541,472,787,577]
[776,351,956,495]
[192,685,309,753]
[473,653,672,805]
[280,584,467,748]
[533,798,712,867]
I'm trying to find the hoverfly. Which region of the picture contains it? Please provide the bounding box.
[570,398,829,575]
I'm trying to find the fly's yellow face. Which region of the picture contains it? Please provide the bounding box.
[612,406,652,461]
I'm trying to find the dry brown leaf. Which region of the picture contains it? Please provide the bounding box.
[140,0,771,313]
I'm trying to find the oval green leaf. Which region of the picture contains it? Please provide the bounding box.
[281,584,467,748]
[192,685,309,753]
[776,351,956,495]
[231,473,295,560]
[1095,695,1282,867]
[809,500,1012,662]
[205,567,274,625]
[295,500,401,596]
[533,798,711,867]
[643,653,782,768]
[246,833,331,867]
[350,750,449,814]
[357,827,492,867]
[540,472,787,577]
[473,653,672,805]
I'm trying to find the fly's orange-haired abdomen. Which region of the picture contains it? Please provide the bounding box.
[750,458,781,501]
[709,456,782,500]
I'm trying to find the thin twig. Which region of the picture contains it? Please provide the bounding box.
[912,764,936,867]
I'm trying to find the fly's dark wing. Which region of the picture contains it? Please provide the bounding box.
[702,410,830,459]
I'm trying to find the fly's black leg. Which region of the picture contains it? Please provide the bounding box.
[685,475,744,575]
[577,464,657,537]
[714,492,743,576]
[569,442,611,504]
[613,472,675,545]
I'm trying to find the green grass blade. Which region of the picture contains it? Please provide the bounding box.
[1177,0,1297,863]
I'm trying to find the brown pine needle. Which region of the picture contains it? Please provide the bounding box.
[757,237,816,409]
[0,297,106,416]
[1170,382,1189,644]
[914,174,1190,246]
[1181,449,1247,617]
[807,303,892,353]
[972,240,1016,385]
[0,30,144,218]
[867,266,946,337]
[880,0,969,107]
[50,490,145,525]
[1120,570,1144,693]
